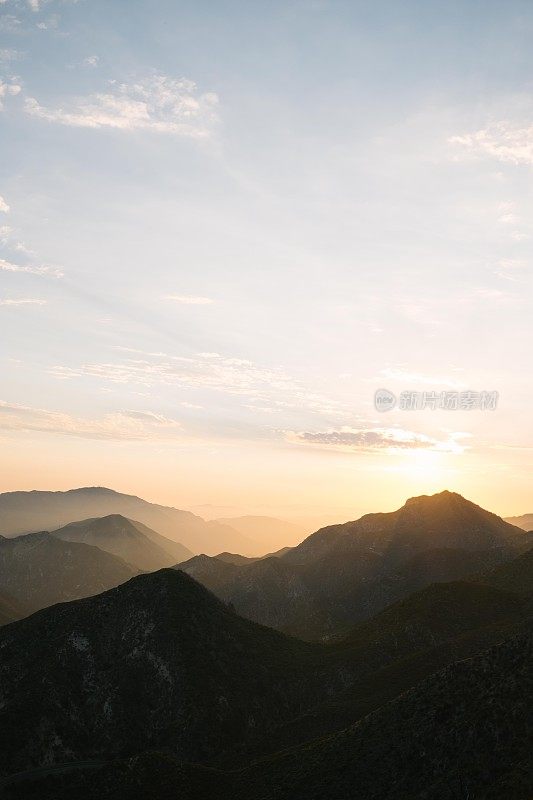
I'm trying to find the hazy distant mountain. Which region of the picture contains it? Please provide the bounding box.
[214,516,308,551]
[52,514,192,571]
[214,547,292,565]
[180,492,529,639]
[0,532,138,613]
[214,552,257,565]
[505,513,533,531]
[0,487,252,555]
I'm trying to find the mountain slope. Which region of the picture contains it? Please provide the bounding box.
[0,532,139,613]
[481,546,533,595]
[0,569,348,777]
[285,490,525,566]
[178,494,524,640]
[7,624,532,800]
[0,487,251,555]
[232,626,533,800]
[52,515,192,571]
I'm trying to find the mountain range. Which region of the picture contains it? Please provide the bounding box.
[178,491,528,639]
[0,487,531,799]
[1,554,531,798]
[0,487,255,555]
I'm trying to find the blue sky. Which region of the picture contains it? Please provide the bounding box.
[1,0,532,520]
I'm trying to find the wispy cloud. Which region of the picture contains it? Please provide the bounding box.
[0,400,184,441]
[0,49,22,64]
[0,194,9,213]
[286,427,465,454]
[450,121,533,166]
[0,257,63,277]
[164,294,214,305]
[0,297,46,306]
[25,74,219,137]
[49,347,348,418]
[0,78,21,109]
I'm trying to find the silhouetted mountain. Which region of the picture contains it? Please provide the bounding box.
[0,487,251,555]
[230,627,533,800]
[0,568,352,778]
[52,515,192,571]
[214,516,307,551]
[5,603,531,800]
[0,532,139,613]
[505,513,533,531]
[178,493,526,639]
[285,490,525,566]
[234,579,529,760]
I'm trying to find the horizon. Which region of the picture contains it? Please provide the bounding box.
[0,483,529,527]
[1,0,532,521]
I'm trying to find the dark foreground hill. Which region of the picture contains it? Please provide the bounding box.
[0,569,348,777]
[52,515,192,571]
[0,487,252,555]
[0,532,139,613]
[1,548,531,783]
[5,626,532,800]
[178,492,528,639]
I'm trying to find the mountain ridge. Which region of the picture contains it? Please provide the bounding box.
[0,487,253,555]
[52,514,192,571]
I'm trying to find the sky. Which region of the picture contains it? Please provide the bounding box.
[1,0,532,523]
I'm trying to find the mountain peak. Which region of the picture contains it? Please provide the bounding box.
[404,490,464,506]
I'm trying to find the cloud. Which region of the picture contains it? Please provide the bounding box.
[27,0,40,10]
[0,49,22,64]
[0,297,46,306]
[48,347,349,418]
[164,294,214,305]
[286,427,465,453]
[0,400,184,441]
[0,257,63,277]
[0,78,21,109]
[83,55,99,67]
[0,195,9,213]
[24,74,219,137]
[449,122,533,166]
[0,15,22,33]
